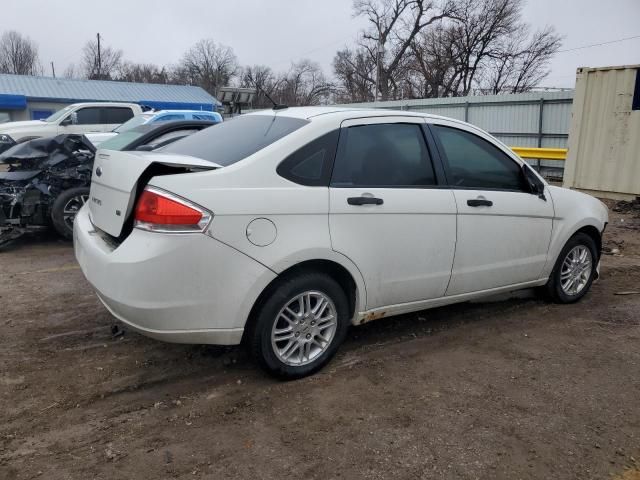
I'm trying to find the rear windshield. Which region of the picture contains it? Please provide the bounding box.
[162,114,309,166]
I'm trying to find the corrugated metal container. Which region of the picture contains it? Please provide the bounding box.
[563,65,640,199]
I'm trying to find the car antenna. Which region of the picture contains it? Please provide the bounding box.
[255,83,288,111]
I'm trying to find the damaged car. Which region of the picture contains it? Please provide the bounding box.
[0,135,95,246]
[0,120,216,246]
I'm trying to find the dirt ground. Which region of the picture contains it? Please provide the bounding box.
[1,204,640,480]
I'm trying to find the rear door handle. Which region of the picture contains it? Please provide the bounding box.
[467,198,493,207]
[347,196,384,206]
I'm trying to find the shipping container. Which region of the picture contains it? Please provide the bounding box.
[563,65,640,199]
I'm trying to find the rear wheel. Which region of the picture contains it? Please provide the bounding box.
[545,232,598,303]
[51,187,89,240]
[247,272,350,379]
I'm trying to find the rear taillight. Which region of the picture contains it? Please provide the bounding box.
[134,187,212,233]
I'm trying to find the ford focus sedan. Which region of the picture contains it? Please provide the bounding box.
[74,107,608,378]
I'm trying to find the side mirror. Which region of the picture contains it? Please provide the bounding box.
[523,164,546,201]
[135,144,155,152]
[61,112,78,126]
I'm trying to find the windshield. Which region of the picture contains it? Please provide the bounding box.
[98,125,157,151]
[44,106,73,123]
[162,114,309,166]
[113,113,154,133]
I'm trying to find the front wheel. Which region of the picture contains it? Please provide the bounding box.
[247,272,350,379]
[50,187,90,240]
[545,232,598,303]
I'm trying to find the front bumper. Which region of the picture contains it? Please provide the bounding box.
[74,205,276,345]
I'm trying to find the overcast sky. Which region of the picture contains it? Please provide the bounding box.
[3,0,639,89]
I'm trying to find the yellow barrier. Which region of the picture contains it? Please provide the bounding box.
[511,147,567,161]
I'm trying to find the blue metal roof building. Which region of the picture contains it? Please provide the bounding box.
[0,74,220,122]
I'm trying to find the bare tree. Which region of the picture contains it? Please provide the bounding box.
[408,23,460,97]
[352,0,454,100]
[274,60,333,106]
[333,47,376,103]
[405,0,561,97]
[81,38,123,80]
[62,63,78,79]
[482,26,562,94]
[240,65,277,108]
[0,31,41,75]
[118,61,169,84]
[444,0,523,95]
[174,40,238,96]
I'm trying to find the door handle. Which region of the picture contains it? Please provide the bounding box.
[347,196,384,206]
[467,198,493,207]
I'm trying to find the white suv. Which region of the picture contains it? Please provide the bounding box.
[75,107,608,378]
[0,102,143,145]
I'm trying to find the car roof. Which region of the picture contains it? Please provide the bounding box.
[246,106,458,124]
[151,110,219,116]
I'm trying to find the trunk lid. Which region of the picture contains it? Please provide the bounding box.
[89,150,217,237]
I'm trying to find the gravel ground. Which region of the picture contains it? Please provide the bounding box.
[1,206,639,480]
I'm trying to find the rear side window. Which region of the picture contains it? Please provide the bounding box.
[103,107,134,124]
[432,125,525,191]
[193,113,216,121]
[75,107,101,124]
[154,114,185,122]
[331,123,436,187]
[163,114,309,166]
[277,130,339,186]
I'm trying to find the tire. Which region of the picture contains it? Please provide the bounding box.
[545,232,598,303]
[247,272,350,379]
[50,187,90,240]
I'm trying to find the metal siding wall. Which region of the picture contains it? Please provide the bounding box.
[339,91,573,145]
[408,105,466,120]
[564,66,640,197]
[542,101,572,135]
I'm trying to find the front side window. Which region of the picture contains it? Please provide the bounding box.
[45,106,72,123]
[75,107,101,125]
[277,130,339,186]
[162,114,309,166]
[103,107,134,124]
[331,123,436,187]
[432,125,525,191]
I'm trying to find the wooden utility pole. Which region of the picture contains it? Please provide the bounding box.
[96,33,102,79]
[50,61,55,78]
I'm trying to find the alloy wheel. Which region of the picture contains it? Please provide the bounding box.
[270,290,338,366]
[560,245,593,296]
[62,194,89,231]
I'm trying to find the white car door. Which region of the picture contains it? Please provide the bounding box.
[329,117,457,310]
[428,122,554,296]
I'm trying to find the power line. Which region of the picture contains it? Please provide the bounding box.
[556,34,640,53]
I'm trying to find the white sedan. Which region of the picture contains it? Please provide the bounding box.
[74,107,608,378]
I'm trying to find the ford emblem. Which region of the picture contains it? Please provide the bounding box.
[96,166,103,177]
